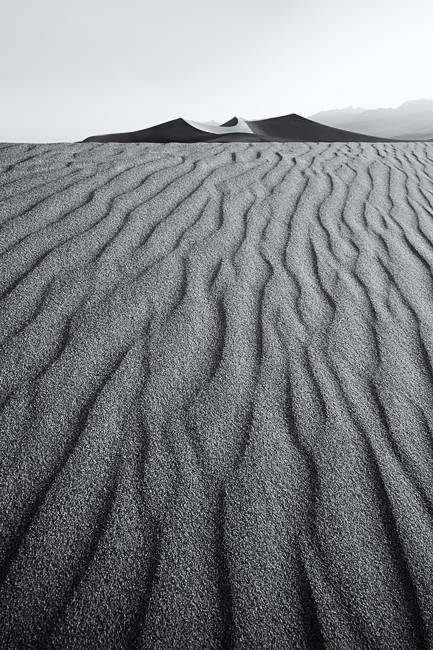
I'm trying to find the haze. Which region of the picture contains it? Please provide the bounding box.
[1,0,433,142]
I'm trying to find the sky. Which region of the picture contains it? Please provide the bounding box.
[1,0,433,141]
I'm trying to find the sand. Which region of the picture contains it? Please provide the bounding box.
[83,114,391,143]
[184,118,253,135]
[1,140,433,649]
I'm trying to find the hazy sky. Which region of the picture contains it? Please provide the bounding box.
[1,0,433,141]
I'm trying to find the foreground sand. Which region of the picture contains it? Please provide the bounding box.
[1,141,433,649]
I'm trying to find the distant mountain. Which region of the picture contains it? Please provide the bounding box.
[396,131,433,141]
[311,99,433,140]
[310,107,366,129]
[83,114,391,143]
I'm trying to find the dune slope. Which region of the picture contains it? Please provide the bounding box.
[1,141,433,649]
[84,114,391,143]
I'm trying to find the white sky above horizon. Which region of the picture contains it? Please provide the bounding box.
[1,0,433,141]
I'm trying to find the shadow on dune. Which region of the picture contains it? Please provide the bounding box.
[83,113,394,143]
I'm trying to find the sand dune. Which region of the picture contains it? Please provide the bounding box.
[184,118,253,135]
[84,113,391,143]
[1,141,433,648]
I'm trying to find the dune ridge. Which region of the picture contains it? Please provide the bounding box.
[83,114,392,143]
[1,141,433,648]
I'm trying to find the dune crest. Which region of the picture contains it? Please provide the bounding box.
[184,118,253,134]
[83,113,393,143]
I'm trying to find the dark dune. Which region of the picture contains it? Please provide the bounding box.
[82,118,270,144]
[82,118,258,144]
[84,113,392,143]
[245,113,391,141]
[1,141,433,649]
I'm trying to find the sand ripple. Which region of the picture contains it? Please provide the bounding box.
[1,141,433,648]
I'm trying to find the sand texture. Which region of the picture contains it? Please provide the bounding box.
[1,141,433,649]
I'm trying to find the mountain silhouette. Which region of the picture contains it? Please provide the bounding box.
[311,99,433,140]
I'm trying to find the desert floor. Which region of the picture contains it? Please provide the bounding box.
[1,141,433,649]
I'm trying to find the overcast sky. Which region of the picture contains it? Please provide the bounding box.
[1,0,433,141]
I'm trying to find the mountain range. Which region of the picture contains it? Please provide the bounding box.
[310,99,433,140]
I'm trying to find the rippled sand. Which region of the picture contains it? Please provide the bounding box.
[1,141,433,649]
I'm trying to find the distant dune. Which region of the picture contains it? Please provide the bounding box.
[2,140,433,648]
[84,113,392,143]
[311,99,433,140]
